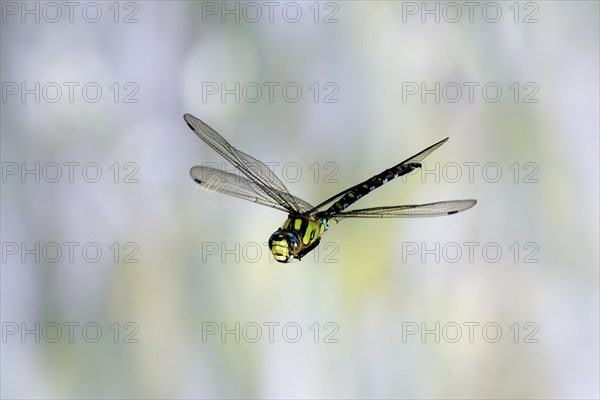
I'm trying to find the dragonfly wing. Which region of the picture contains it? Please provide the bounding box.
[331,199,477,219]
[397,137,448,165]
[190,166,314,213]
[184,113,306,213]
[308,137,450,214]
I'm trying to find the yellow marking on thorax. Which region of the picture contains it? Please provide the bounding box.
[281,216,326,247]
[302,219,322,245]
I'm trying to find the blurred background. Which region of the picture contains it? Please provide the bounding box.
[1,1,598,398]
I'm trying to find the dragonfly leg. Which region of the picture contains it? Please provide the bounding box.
[295,238,321,261]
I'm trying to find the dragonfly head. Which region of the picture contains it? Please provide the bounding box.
[268,229,301,263]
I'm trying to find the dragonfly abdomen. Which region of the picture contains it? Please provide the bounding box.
[319,162,421,218]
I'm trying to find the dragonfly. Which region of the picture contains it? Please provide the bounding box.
[184,113,476,263]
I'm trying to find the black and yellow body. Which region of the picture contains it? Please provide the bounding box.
[184,113,477,265]
[269,214,329,262]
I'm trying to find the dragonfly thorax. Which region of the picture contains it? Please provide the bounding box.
[269,215,327,263]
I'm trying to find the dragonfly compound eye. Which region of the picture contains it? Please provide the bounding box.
[284,231,301,253]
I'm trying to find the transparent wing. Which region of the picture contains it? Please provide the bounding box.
[331,200,477,220]
[307,137,450,214]
[190,166,314,213]
[397,137,449,165]
[184,113,307,213]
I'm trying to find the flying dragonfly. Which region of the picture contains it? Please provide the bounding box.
[184,113,476,263]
